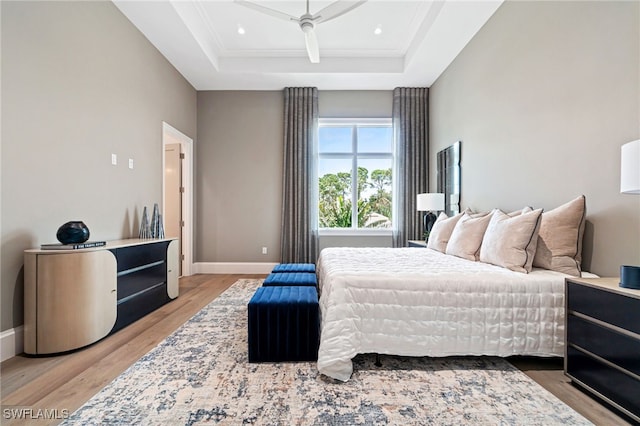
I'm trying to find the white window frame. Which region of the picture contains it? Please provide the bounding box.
[317,117,394,236]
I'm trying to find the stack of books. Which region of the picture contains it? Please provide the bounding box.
[40,241,107,250]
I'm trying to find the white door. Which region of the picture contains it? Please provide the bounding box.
[164,143,182,275]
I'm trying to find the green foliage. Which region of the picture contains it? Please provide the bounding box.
[319,195,352,228]
[319,167,392,229]
[370,169,392,193]
[319,173,350,201]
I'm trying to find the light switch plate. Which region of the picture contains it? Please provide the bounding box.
[129,159,134,169]
[111,154,117,165]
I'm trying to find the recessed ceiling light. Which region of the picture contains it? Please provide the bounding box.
[237,25,246,35]
[374,25,382,36]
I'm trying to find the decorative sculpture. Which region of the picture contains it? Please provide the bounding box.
[56,221,90,244]
[139,206,152,238]
[140,203,165,239]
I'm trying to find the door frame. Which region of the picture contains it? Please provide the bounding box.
[162,121,193,277]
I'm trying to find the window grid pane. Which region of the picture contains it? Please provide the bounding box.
[318,159,352,228]
[357,126,393,153]
[357,158,393,228]
[318,126,353,153]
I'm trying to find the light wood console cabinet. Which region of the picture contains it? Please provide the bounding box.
[24,238,179,355]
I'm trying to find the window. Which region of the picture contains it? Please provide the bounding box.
[317,118,394,231]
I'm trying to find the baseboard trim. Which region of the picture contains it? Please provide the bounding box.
[1,326,24,362]
[193,262,277,274]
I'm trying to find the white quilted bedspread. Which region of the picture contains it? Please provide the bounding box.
[317,247,569,382]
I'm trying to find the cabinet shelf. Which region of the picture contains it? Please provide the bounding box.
[117,260,166,277]
[117,282,166,305]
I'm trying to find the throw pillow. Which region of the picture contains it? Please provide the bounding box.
[445,210,494,261]
[479,208,543,273]
[426,212,464,253]
[533,195,586,277]
[507,206,533,217]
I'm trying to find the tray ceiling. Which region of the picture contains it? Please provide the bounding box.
[113,0,503,90]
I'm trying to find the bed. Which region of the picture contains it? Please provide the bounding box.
[317,246,586,382]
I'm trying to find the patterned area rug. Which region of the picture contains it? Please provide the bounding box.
[64,279,591,425]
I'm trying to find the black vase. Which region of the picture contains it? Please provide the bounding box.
[56,221,90,244]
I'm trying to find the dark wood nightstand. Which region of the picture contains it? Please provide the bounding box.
[408,240,427,248]
[565,277,640,423]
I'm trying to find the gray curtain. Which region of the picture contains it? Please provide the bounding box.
[281,87,319,263]
[392,87,429,247]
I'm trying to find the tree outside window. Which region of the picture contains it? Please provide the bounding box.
[318,119,393,230]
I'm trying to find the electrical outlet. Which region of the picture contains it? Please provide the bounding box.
[128,158,134,169]
[111,154,117,165]
[262,247,268,255]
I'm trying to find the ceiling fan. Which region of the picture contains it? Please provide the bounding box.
[235,0,368,63]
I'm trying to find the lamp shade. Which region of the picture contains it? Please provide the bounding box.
[621,140,640,194]
[416,193,444,211]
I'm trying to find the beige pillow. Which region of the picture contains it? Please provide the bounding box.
[533,195,586,276]
[508,206,533,217]
[445,211,494,261]
[468,207,527,218]
[426,212,464,253]
[479,208,543,273]
[468,210,491,218]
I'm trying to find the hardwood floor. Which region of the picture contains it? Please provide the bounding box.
[509,357,631,425]
[1,274,631,425]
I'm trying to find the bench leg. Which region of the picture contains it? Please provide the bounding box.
[375,353,382,367]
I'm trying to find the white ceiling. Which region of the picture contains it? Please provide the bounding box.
[113,0,503,90]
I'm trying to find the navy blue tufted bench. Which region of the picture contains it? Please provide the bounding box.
[272,263,316,273]
[263,272,317,287]
[247,285,319,362]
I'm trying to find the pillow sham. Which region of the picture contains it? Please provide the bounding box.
[479,208,543,273]
[468,210,491,218]
[467,207,530,218]
[445,210,494,261]
[533,195,586,277]
[508,206,533,217]
[426,211,464,253]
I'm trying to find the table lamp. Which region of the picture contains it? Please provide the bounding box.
[620,139,640,289]
[417,193,445,237]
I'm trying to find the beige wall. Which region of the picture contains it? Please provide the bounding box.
[430,1,639,276]
[196,91,284,263]
[1,1,197,331]
[195,90,394,264]
[319,90,392,118]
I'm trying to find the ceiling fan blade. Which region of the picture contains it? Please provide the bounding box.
[301,24,320,63]
[234,0,299,22]
[312,0,367,24]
